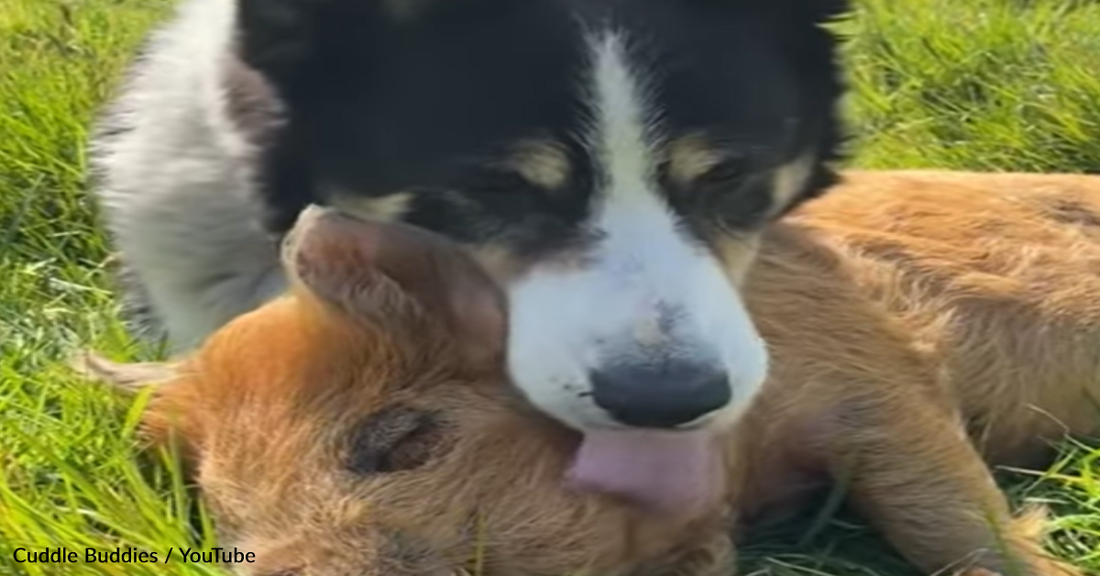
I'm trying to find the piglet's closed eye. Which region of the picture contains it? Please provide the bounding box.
[281,205,507,368]
[344,406,451,475]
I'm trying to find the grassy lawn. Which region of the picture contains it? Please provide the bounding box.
[0,0,1098,574]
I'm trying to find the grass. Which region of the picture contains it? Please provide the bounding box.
[0,0,1098,574]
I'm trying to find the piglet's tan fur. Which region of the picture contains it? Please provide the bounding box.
[82,170,1100,576]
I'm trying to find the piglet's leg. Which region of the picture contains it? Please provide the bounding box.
[831,397,1079,576]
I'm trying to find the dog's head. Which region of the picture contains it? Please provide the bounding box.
[236,0,851,434]
[81,208,730,576]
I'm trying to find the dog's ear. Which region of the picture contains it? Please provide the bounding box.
[685,0,849,19]
[801,0,850,21]
[234,0,335,91]
[283,205,507,368]
[235,0,439,94]
[762,0,850,21]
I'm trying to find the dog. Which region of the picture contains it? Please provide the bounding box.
[81,170,1100,576]
[87,0,852,500]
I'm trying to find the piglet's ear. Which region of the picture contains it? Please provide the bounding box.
[282,205,507,368]
[71,351,200,460]
[71,351,180,393]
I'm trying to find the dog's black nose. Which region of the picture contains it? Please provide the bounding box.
[590,361,731,428]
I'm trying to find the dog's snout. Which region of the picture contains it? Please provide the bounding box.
[590,361,732,428]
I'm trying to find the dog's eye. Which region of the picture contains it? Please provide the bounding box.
[344,406,449,474]
[468,169,538,197]
[698,158,779,231]
[696,158,748,189]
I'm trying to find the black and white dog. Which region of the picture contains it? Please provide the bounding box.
[91,0,850,505]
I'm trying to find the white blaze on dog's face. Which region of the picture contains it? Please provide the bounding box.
[507,32,770,431]
[239,0,849,434]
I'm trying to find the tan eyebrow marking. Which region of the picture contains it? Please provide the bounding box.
[505,140,572,191]
[664,133,727,187]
